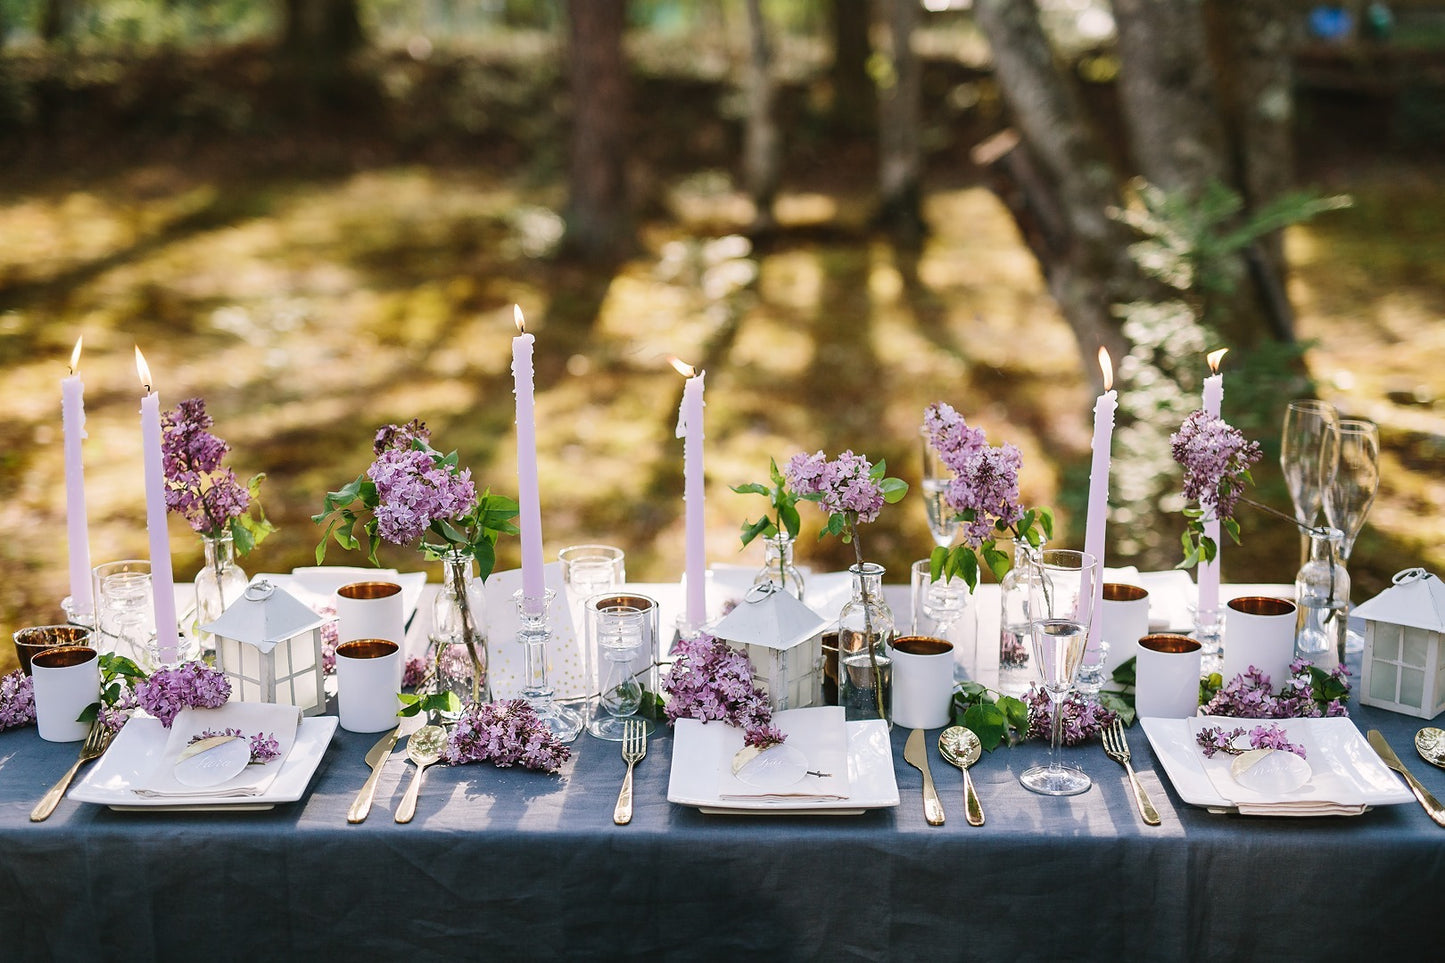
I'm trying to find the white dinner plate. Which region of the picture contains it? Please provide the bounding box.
[668,717,899,815]
[71,714,338,812]
[1140,715,1413,815]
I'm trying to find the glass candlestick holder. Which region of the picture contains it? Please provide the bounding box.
[514,589,584,742]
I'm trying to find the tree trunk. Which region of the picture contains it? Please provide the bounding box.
[743,0,781,237]
[829,0,874,134]
[564,0,633,261]
[874,0,924,244]
[282,0,365,59]
[40,0,75,45]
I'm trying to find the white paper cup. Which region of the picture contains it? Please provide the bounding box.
[1135,634,1202,719]
[1222,596,1298,688]
[335,639,403,733]
[890,636,955,730]
[1099,583,1150,676]
[31,645,100,742]
[335,581,406,646]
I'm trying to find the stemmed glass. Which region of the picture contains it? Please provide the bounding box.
[1020,549,1097,797]
[1324,419,1380,652]
[921,425,960,548]
[1281,400,1341,559]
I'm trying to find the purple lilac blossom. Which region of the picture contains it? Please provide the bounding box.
[367,446,478,545]
[0,670,36,730]
[1196,723,1306,759]
[161,398,252,536]
[441,699,571,773]
[373,419,429,456]
[922,402,1025,547]
[785,450,885,523]
[663,633,784,749]
[191,727,282,764]
[402,655,431,690]
[1022,686,1117,746]
[135,661,232,727]
[1202,658,1350,719]
[1169,409,1263,522]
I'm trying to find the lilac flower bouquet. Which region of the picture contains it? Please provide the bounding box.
[785,449,908,561]
[1196,722,1307,760]
[134,661,232,727]
[0,670,36,731]
[441,699,571,773]
[1169,409,1263,567]
[1201,657,1350,719]
[663,632,785,749]
[162,398,274,555]
[922,402,1053,591]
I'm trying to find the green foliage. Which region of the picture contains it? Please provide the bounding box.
[801,458,908,548]
[397,690,461,719]
[229,471,276,557]
[928,506,1054,593]
[1098,656,1138,727]
[79,652,148,723]
[731,457,802,549]
[950,681,1028,751]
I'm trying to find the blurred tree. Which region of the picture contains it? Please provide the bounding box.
[874,0,923,243]
[564,0,633,260]
[743,0,780,236]
[828,0,873,133]
[40,0,77,44]
[281,0,365,60]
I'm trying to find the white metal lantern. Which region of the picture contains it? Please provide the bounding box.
[200,579,328,716]
[712,582,830,711]
[1355,568,1445,719]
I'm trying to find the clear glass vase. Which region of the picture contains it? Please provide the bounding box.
[430,549,490,711]
[837,562,895,725]
[1294,526,1350,667]
[997,537,1043,697]
[752,534,805,601]
[194,533,247,658]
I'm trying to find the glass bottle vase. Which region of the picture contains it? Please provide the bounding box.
[430,549,490,710]
[1294,526,1350,668]
[194,533,248,658]
[997,537,1043,697]
[837,562,895,725]
[752,534,806,601]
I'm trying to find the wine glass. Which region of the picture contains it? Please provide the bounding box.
[921,425,959,548]
[1020,549,1097,797]
[1324,419,1380,652]
[1280,400,1341,560]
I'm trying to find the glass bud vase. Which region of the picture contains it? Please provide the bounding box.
[194,533,247,658]
[431,549,490,711]
[997,538,1043,698]
[752,534,806,601]
[1294,526,1350,667]
[837,562,895,725]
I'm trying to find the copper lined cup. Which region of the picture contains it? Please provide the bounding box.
[1222,596,1298,688]
[892,635,955,730]
[335,638,402,733]
[31,645,100,742]
[338,581,403,602]
[1104,584,1149,604]
[335,580,406,645]
[13,625,92,676]
[1135,634,1202,719]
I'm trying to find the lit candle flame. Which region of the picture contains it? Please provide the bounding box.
[1098,346,1113,392]
[514,304,525,334]
[69,336,83,375]
[134,347,153,394]
[1207,347,1229,374]
[669,356,697,379]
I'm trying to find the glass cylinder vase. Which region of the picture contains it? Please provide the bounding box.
[997,537,1043,697]
[430,549,490,711]
[752,534,805,602]
[1294,526,1350,668]
[837,562,895,725]
[193,533,247,658]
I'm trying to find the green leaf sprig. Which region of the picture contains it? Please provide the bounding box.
[928,506,1054,592]
[731,457,803,549]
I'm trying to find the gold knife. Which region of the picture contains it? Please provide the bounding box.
[347,726,401,824]
[903,728,945,826]
[1368,729,1445,828]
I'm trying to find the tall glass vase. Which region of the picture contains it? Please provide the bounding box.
[837,562,895,725]
[1294,526,1349,668]
[997,537,1043,697]
[431,549,490,710]
[752,534,805,601]
[194,533,247,658]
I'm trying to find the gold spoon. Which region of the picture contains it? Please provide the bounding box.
[1415,727,1445,770]
[394,725,447,824]
[938,726,985,826]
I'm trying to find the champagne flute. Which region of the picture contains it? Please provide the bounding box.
[1020,549,1097,797]
[1281,400,1341,560]
[920,425,960,548]
[1324,419,1380,653]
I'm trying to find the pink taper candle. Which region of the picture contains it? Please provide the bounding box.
[671,358,707,628]
[62,337,94,618]
[511,306,546,614]
[136,348,179,663]
[1199,348,1229,619]
[1082,347,1116,659]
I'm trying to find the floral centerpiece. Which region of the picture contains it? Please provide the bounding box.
[1169,408,1263,567]
[921,402,1053,590]
[732,457,805,598]
[0,671,35,731]
[313,420,519,705]
[950,680,1117,750]
[786,449,907,722]
[663,632,784,749]
[441,699,571,774]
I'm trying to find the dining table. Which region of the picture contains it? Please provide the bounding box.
[2,575,1444,961]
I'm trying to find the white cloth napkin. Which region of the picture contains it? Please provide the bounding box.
[135,703,302,798]
[716,706,851,803]
[1186,716,1365,816]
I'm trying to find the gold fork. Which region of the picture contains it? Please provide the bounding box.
[31,719,116,822]
[613,719,647,825]
[1102,718,1161,826]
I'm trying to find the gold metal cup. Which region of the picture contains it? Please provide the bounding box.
[12,625,92,676]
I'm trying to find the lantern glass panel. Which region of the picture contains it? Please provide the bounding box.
[1403,627,1431,667]
[1370,661,1398,702]
[1376,625,1400,661]
[1401,667,1426,708]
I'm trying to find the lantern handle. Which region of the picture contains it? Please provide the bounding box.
[245,579,277,601]
[744,582,780,603]
[1393,568,1429,586]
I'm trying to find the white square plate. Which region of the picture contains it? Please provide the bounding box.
[1140,715,1413,814]
[667,717,899,815]
[71,714,338,812]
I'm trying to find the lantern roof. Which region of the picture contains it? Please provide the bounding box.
[199,579,328,653]
[712,582,831,651]
[1353,568,1445,633]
